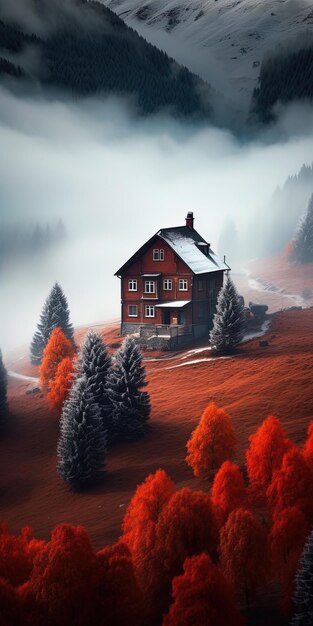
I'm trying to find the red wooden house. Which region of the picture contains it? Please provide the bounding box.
[115,212,229,348]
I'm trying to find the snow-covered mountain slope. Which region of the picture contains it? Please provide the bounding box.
[101,0,313,104]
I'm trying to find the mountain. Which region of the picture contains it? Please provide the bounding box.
[100,0,313,104]
[0,0,213,120]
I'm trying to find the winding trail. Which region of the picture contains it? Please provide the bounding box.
[8,370,39,384]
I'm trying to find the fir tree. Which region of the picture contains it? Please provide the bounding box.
[292,530,313,625]
[291,194,313,264]
[0,350,8,433]
[209,275,246,353]
[108,336,150,442]
[78,331,113,440]
[57,375,107,489]
[30,282,74,365]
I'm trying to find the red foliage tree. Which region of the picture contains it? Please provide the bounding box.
[304,420,313,468]
[0,523,43,588]
[153,488,218,615]
[121,469,174,580]
[246,415,291,500]
[267,447,313,522]
[39,328,74,391]
[220,508,269,609]
[270,506,309,613]
[29,523,100,626]
[162,553,244,626]
[47,355,74,413]
[0,578,23,626]
[97,541,145,626]
[211,461,246,527]
[186,403,236,478]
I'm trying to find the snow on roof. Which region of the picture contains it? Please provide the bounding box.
[115,225,229,276]
[141,273,161,277]
[158,226,229,275]
[155,300,191,308]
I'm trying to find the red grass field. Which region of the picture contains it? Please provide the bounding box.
[2,306,313,555]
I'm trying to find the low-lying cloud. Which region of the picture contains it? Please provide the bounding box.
[1,86,313,353]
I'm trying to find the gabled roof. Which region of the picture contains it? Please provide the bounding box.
[158,226,229,274]
[115,225,229,276]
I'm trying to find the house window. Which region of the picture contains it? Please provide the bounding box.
[198,279,204,291]
[128,279,137,291]
[163,279,172,291]
[153,249,164,261]
[145,305,155,318]
[179,279,188,291]
[144,280,156,293]
[128,305,138,317]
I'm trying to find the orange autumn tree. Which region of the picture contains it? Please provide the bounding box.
[246,415,291,499]
[186,402,236,478]
[47,356,74,413]
[40,328,74,392]
[121,469,175,594]
[211,461,246,527]
[220,508,269,609]
[266,447,313,522]
[162,553,244,626]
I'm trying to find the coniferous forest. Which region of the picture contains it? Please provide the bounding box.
[251,43,313,123]
[0,0,212,120]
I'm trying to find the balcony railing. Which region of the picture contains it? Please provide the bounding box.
[140,324,193,339]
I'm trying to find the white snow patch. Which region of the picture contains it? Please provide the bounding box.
[181,346,212,359]
[241,319,271,343]
[165,356,232,370]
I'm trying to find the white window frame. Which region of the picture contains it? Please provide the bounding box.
[153,249,164,261]
[145,305,155,318]
[144,280,156,293]
[163,279,173,291]
[128,279,137,291]
[179,279,188,291]
[128,305,138,317]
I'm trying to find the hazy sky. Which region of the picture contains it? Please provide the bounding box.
[1,87,313,353]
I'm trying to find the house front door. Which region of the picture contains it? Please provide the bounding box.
[163,310,171,325]
[178,310,186,325]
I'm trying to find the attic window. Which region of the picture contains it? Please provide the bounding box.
[197,242,209,256]
[153,249,164,261]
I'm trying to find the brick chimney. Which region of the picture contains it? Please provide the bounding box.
[185,211,194,229]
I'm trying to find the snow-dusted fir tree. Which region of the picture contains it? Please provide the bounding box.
[57,375,107,489]
[209,275,246,353]
[78,331,113,440]
[292,530,313,626]
[291,194,313,264]
[0,350,8,433]
[30,282,74,364]
[108,336,150,442]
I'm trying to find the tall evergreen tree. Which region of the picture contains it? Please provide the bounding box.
[78,331,113,440]
[291,194,313,264]
[30,282,74,365]
[0,350,8,433]
[292,530,313,626]
[209,276,246,353]
[57,375,107,489]
[108,336,150,442]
